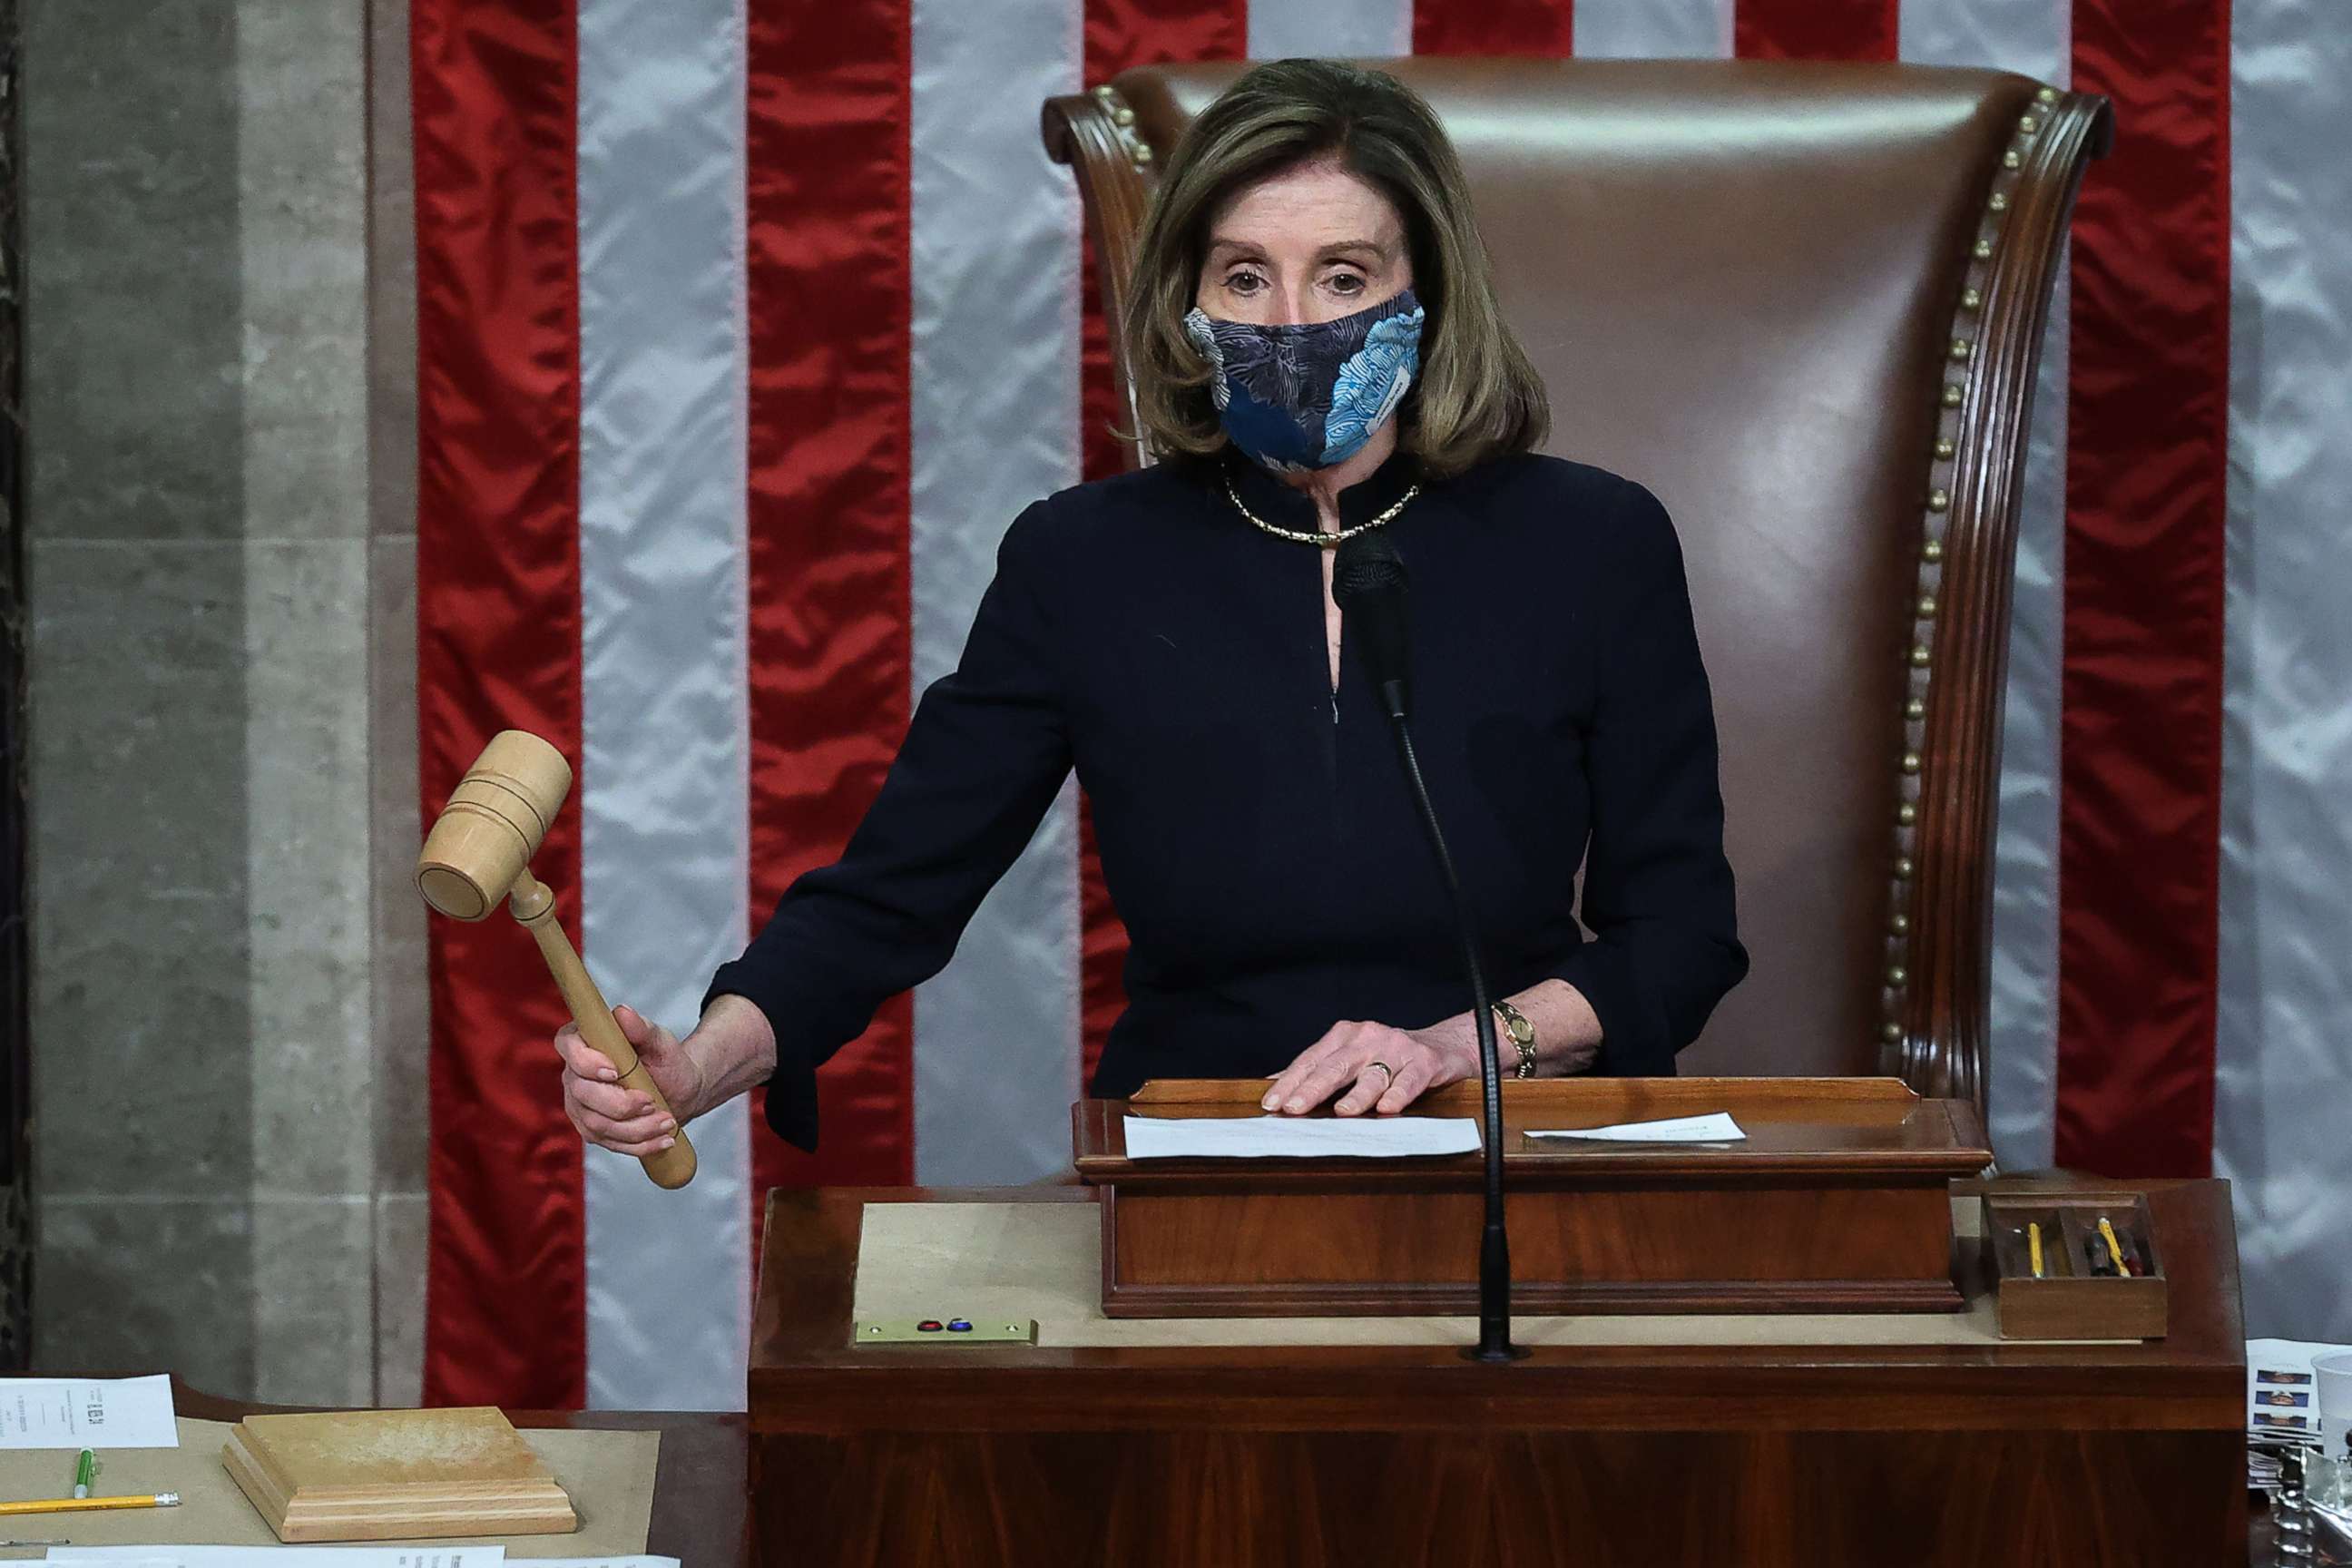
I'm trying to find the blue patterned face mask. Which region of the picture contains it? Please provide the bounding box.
[1183,288,1424,474]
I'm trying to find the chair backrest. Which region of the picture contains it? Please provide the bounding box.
[1044,60,2106,1109]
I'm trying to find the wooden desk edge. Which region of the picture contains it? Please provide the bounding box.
[749,1179,2247,1436]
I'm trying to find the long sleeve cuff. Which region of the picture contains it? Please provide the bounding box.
[703,961,818,1153]
[1549,940,1672,1079]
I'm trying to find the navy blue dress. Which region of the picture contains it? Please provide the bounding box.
[709,446,1748,1152]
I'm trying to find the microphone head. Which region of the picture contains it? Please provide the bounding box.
[1333,529,1408,612]
[1332,531,1412,721]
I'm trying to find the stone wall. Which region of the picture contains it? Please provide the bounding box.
[25,0,424,1406]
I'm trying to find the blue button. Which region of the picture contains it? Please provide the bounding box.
[946,1318,973,1332]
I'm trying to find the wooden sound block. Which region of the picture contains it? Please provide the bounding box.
[222,1406,578,1544]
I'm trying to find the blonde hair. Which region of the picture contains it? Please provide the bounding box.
[1123,59,1549,477]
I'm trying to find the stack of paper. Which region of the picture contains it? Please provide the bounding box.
[1525,1112,1748,1143]
[1122,1115,1480,1159]
[0,1375,180,1450]
[46,1551,505,1567]
[46,1553,679,1567]
[2247,1337,2348,1447]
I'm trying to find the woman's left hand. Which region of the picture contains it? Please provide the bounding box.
[1262,1018,1479,1117]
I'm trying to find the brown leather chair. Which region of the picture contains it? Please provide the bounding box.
[1044,60,2108,1114]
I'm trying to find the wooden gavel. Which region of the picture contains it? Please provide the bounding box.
[416,730,698,1190]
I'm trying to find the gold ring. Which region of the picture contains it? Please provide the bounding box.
[1365,1060,1393,1081]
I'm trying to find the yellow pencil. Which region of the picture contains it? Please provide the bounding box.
[2027,1221,2043,1279]
[0,1492,179,1517]
[2098,1216,2130,1276]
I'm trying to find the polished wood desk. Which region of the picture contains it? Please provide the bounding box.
[750,1178,2249,1568]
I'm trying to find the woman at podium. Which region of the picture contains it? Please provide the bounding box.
[554,59,1747,1161]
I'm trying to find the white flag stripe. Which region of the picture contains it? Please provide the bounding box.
[1981,264,2066,1173]
[2216,0,2352,1343]
[1573,0,1734,59]
[575,0,754,1408]
[1898,0,2069,1171]
[906,0,1088,1185]
[1249,0,1411,61]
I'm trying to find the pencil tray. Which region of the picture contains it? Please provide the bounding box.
[1982,1191,2168,1340]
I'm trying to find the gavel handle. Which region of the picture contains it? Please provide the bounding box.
[509,869,698,1190]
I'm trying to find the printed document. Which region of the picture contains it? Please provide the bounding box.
[1525,1112,1748,1143]
[1122,1115,1480,1159]
[0,1374,178,1449]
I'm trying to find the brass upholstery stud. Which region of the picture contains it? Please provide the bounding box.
[1935,436,1956,460]
[1906,697,1926,720]
[1902,750,1923,772]
[1928,488,1950,513]
[1891,913,1911,936]
[1941,384,1964,408]
[1113,106,1136,126]
[1989,192,2010,213]
[1887,965,1908,987]
[1918,594,1938,618]
[1896,856,1916,878]
[2036,86,2059,104]
[1883,1021,1903,1044]
[1899,803,1918,826]
[1973,238,1994,260]
[1950,338,1974,362]
[1923,538,1945,563]
[2020,113,2039,134]
[1132,143,1153,164]
[1093,83,1114,99]
[1961,287,1983,312]
[2004,150,2023,171]
[1909,645,1932,668]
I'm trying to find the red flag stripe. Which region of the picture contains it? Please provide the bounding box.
[744,0,918,1195]
[1735,0,1897,61]
[414,0,587,1408]
[2053,0,2232,1177]
[1413,0,1572,56]
[1074,1,1250,1081]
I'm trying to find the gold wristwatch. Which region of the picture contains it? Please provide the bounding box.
[1492,1000,1537,1079]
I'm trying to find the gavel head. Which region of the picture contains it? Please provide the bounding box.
[416,730,573,920]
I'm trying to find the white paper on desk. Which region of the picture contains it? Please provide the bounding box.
[1524,1112,1748,1143]
[49,1549,505,1566]
[2247,1335,2352,1439]
[0,1374,178,1449]
[1122,1114,1480,1159]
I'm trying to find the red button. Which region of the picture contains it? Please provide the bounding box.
[916,1319,943,1332]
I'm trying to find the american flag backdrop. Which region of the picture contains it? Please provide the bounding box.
[412,0,2352,1410]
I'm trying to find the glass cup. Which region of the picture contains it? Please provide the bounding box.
[2316,1352,2352,1458]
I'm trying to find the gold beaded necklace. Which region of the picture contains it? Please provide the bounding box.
[1222,473,1419,549]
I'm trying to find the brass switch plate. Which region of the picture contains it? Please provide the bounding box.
[851,1317,1038,1346]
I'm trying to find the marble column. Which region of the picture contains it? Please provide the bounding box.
[27,0,385,1405]
[366,0,429,1411]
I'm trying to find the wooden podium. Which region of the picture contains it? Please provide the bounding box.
[749,1080,2247,1568]
[1079,1077,1989,1318]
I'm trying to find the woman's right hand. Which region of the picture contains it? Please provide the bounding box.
[554,1004,706,1159]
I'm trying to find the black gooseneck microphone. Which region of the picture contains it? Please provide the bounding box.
[1331,530,1524,1363]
